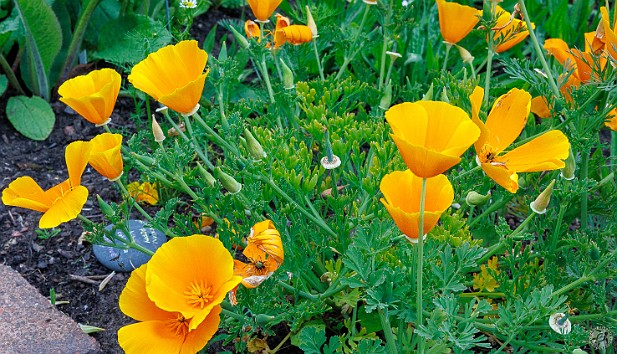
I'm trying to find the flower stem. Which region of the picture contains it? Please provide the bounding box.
[335,4,370,80]
[416,177,427,353]
[517,0,560,98]
[378,308,398,354]
[442,43,452,72]
[0,53,25,95]
[312,39,325,81]
[483,2,496,103]
[182,114,216,170]
[468,194,514,228]
[580,146,590,229]
[191,112,243,160]
[115,179,153,222]
[221,308,245,322]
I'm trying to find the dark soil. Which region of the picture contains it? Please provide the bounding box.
[0,6,249,353]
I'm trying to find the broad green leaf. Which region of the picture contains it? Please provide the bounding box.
[14,0,62,100]
[94,14,171,67]
[290,323,326,354]
[6,96,56,141]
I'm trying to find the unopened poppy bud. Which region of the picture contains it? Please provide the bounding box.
[305,5,318,38]
[151,115,165,143]
[589,241,600,261]
[280,59,295,90]
[97,195,115,218]
[255,314,275,326]
[465,190,491,206]
[422,83,434,101]
[214,167,242,194]
[560,148,575,180]
[243,128,267,160]
[131,152,156,166]
[548,313,571,334]
[530,179,555,215]
[440,87,450,103]
[379,80,393,110]
[230,25,250,49]
[197,163,216,187]
[455,44,474,64]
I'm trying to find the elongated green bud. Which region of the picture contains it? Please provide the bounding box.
[229,25,250,49]
[465,191,491,207]
[306,5,318,38]
[151,115,165,143]
[243,128,267,160]
[214,167,242,194]
[97,195,115,218]
[379,80,392,110]
[131,152,156,166]
[560,147,575,180]
[197,163,216,187]
[280,59,295,90]
[530,179,555,215]
[422,83,434,101]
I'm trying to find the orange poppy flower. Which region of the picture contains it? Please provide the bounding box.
[435,0,481,45]
[88,133,123,181]
[246,0,282,22]
[275,25,313,48]
[127,181,158,205]
[246,220,284,265]
[128,40,209,115]
[493,6,534,53]
[145,235,241,330]
[244,20,261,39]
[380,170,454,242]
[272,14,290,48]
[385,101,480,178]
[1,141,92,228]
[530,96,551,119]
[57,68,121,126]
[470,86,570,193]
[118,264,222,354]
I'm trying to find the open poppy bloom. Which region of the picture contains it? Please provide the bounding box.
[246,220,284,265]
[435,0,481,45]
[470,86,570,193]
[246,0,282,22]
[380,170,454,242]
[544,38,606,84]
[88,133,124,181]
[385,101,480,178]
[118,264,222,354]
[1,141,92,228]
[493,6,534,53]
[145,235,241,331]
[128,40,209,115]
[58,68,121,126]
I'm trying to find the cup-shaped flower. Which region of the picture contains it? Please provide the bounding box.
[88,133,123,181]
[380,170,454,241]
[244,20,261,39]
[247,0,283,22]
[435,0,481,45]
[118,264,222,354]
[470,86,570,193]
[493,7,534,53]
[1,141,92,228]
[145,235,241,330]
[128,40,209,115]
[385,101,480,178]
[58,68,121,126]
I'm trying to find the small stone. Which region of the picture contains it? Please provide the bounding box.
[92,220,166,272]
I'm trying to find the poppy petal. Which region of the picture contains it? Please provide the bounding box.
[436,0,481,44]
[390,135,462,178]
[480,162,519,193]
[484,88,532,153]
[1,176,51,212]
[499,130,570,172]
[38,185,88,228]
[119,264,173,322]
[65,140,92,187]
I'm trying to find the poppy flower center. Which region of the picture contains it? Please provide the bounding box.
[184,280,214,309]
[479,144,499,163]
[168,314,190,337]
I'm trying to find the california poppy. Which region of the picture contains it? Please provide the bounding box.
[128,40,209,115]
[385,101,480,178]
[545,38,606,83]
[1,141,92,228]
[246,220,284,265]
[470,86,570,193]
[435,0,481,45]
[145,235,241,331]
[246,0,283,22]
[58,68,121,126]
[244,20,261,39]
[275,25,313,48]
[127,181,158,205]
[380,170,454,241]
[118,264,222,354]
[493,6,534,53]
[88,133,124,181]
[600,7,617,60]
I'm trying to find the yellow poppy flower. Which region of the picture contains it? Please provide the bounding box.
[380,170,454,241]
[88,133,123,181]
[605,108,617,131]
[127,181,158,205]
[1,141,92,228]
[600,7,617,60]
[145,235,241,331]
[128,40,209,115]
[385,101,480,178]
[57,68,121,126]
[246,0,282,22]
[470,86,570,193]
[493,6,534,53]
[244,20,261,39]
[530,96,551,119]
[435,0,481,45]
[118,264,222,354]
[246,220,284,265]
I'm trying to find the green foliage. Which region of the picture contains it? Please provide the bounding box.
[6,95,55,140]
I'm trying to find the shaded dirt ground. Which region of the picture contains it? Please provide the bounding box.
[0,6,247,352]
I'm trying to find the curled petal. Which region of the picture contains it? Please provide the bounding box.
[436,0,481,44]
[483,88,532,154]
[1,176,51,212]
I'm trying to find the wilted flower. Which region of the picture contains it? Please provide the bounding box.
[600,7,617,60]
[58,68,121,126]
[246,0,283,22]
[548,313,572,335]
[470,86,570,193]
[128,40,209,115]
[380,170,454,242]
[88,133,124,181]
[127,181,159,205]
[385,100,480,178]
[247,220,284,265]
[2,141,92,228]
[435,0,481,45]
[145,235,241,330]
[118,264,222,354]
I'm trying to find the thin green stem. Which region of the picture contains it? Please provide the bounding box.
[442,43,452,72]
[335,4,370,80]
[611,131,617,172]
[416,178,427,353]
[221,308,246,321]
[0,53,25,95]
[182,114,216,170]
[517,0,560,98]
[115,179,152,221]
[378,308,398,354]
[580,147,590,229]
[278,281,318,300]
[483,2,496,104]
[468,194,514,228]
[377,0,393,90]
[60,0,103,80]
[312,39,325,81]
[552,247,617,298]
[459,292,506,298]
